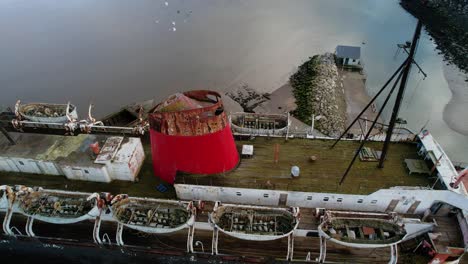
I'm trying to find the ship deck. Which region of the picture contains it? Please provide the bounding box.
[0,137,433,198]
[176,137,434,194]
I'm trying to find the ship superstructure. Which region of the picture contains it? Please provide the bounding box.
[1,120,468,263]
[0,36,466,261]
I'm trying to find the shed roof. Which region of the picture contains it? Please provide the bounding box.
[336,45,361,60]
[94,137,124,164]
[94,136,140,164]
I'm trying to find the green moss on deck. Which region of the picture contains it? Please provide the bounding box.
[36,134,88,160]
[176,138,432,194]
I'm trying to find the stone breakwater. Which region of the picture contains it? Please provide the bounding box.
[290,53,346,137]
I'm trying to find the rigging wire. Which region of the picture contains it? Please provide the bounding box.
[405,75,424,110]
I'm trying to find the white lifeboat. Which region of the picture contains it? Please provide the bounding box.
[110,195,195,234]
[209,202,300,241]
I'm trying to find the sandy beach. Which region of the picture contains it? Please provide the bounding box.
[253,83,319,135]
[253,83,296,114]
[340,69,383,136]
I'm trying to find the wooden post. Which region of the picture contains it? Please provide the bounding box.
[274,144,280,164]
[430,154,443,174]
[311,114,315,135]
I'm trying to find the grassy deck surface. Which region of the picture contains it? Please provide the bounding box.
[0,137,432,197]
[176,137,432,194]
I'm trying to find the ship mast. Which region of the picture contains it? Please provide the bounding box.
[333,20,423,185]
[378,20,423,168]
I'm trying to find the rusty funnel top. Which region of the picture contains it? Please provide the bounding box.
[149,90,239,183]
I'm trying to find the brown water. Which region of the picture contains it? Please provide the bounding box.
[0,0,467,163]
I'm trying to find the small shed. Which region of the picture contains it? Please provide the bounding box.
[0,132,144,183]
[94,137,145,181]
[335,45,361,67]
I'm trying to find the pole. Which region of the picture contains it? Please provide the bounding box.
[430,154,444,174]
[364,116,368,135]
[378,20,422,168]
[0,127,15,145]
[311,114,315,134]
[357,119,365,142]
[340,69,405,185]
[358,117,390,128]
[331,58,408,149]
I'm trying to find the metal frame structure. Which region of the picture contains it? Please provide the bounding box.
[1,103,149,136]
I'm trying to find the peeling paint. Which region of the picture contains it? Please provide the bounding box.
[150,90,228,136]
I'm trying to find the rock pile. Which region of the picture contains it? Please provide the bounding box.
[290,53,346,137]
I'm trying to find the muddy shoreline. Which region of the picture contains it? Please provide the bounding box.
[442,63,468,135]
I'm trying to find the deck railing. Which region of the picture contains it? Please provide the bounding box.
[232,130,416,143]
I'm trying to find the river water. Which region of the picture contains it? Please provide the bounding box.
[0,0,467,163]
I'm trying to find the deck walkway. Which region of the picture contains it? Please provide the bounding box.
[176,137,433,194]
[0,137,432,198]
[432,215,464,252]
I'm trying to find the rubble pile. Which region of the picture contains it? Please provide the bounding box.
[290,53,346,136]
[25,105,66,117]
[111,198,191,229]
[19,193,94,218]
[227,85,271,113]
